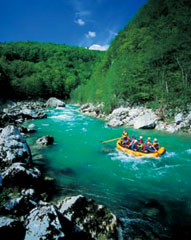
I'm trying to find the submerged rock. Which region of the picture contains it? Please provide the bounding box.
[36,136,54,146]
[57,195,120,240]
[46,97,65,108]
[0,125,32,167]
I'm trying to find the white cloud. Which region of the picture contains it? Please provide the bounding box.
[89,44,109,51]
[75,18,85,26]
[86,31,96,38]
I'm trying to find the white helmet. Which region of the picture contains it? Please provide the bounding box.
[154,138,157,141]
[140,136,143,139]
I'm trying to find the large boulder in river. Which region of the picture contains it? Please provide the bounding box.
[46,97,65,108]
[1,162,41,187]
[24,203,87,240]
[134,110,157,129]
[57,195,120,240]
[106,107,130,121]
[107,118,123,127]
[0,216,25,240]
[36,136,54,146]
[0,125,32,168]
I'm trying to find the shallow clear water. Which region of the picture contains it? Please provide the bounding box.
[26,105,191,238]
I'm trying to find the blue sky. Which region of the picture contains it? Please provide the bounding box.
[0,0,147,50]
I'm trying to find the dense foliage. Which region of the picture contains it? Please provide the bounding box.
[71,0,191,112]
[0,41,103,99]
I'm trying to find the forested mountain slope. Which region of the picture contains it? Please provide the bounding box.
[0,41,103,99]
[72,0,191,113]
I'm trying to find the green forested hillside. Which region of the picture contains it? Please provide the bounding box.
[71,0,191,112]
[0,41,103,99]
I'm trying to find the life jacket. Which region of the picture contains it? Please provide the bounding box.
[146,140,152,147]
[137,142,143,149]
[153,142,159,149]
[132,142,138,149]
[138,139,143,144]
[122,132,128,139]
[126,137,131,144]
[143,143,147,150]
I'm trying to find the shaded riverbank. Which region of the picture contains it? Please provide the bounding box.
[0,100,120,240]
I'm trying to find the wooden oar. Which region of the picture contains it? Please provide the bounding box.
[101,137,122,144]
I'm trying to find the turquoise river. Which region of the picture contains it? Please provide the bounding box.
[26,105,191,239]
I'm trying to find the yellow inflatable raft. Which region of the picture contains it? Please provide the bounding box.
[116,140,166,157]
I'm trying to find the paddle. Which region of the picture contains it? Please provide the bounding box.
[101,137,122,144]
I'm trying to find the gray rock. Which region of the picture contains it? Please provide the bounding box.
[0,125,32,167]
[78,103,95,113]
[2,196,37,216]
[155,121,166,131]
[21,109,38,119]
[1,162,41,186]
[21,188,36,198]
[0,216,25,240]
[106,107,129,121]
[20,108,47,120]
[179,121,188,128]
[175,113,183,124]
[87,111,98,117]
[24,204,86,240]
[78,103,104,118]
[166,124,177,133]
[134,110,157,129]
[18,126,36,134]
[128,107,143,119]
[107,118,123,127]
[3,108,9,114]
[122,117,131,124]
[46,97,65,108]
[185,111,191,121]
[57,195,119,240]
[128,119,135,126]
[36,111,47,119]
[36,136,54,146]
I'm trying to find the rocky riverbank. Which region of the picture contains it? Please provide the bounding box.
[0,99,121,240]
[77,103,191,133]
